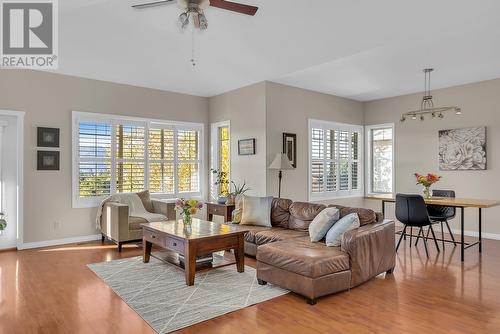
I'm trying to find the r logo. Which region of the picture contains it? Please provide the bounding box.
[2,1,53,54]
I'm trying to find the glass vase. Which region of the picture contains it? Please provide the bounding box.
[422,186,432,199]
[182,213,192,225]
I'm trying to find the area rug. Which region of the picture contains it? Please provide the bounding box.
[88,254,288,333]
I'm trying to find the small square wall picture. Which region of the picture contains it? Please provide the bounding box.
[37,127,60,148]
[238,138,256,155]
[37,151,60,171]
[439,127,486,170]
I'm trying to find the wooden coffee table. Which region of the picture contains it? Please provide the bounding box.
[141,219,247,286]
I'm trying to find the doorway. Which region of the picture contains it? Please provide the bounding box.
[0,111,24,250]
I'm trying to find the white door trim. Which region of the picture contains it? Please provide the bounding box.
[210,121,230,201]
[0,110,25,249]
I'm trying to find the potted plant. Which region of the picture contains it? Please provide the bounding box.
[0,213,6,236]
[415,173,441,199]
[211,168,229,204]
[226,181,251,205]
[175,198,203,225]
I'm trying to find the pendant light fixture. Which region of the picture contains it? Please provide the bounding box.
[400,68,462,122]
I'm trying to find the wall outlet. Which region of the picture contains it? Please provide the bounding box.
[53,221,61,230]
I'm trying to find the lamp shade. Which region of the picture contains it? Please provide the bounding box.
[268,153,294,170]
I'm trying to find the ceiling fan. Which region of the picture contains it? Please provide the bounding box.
[132,0,258,30]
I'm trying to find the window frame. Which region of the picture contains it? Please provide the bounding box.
[365,123,395,196]
[308,119,364,201]
[72,111,204,208]
[210,120,230,201]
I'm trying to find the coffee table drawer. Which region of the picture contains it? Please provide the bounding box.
[166,238,184,253]
[144,230,166,247]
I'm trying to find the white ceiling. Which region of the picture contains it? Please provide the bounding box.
[55,0,500,100]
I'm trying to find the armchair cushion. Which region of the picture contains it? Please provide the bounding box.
[137,190,154,213]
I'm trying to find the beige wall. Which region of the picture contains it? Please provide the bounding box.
[265,82,365,205]
[364,78,500,236]
[0,70,208,244]
[208,82,267,197]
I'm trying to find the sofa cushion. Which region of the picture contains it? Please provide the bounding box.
[254,228,308,246]
[137,190,154,213]
[328,205,377,226]
[325,213,360,247]
[237,225,273,243]
[288,202,326,231]
[129,216,148,230]
[271,198,292,228]
[241,196,273,227]
[257,237,350,278]
[309,207,340,242]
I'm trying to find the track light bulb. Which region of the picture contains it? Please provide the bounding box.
[420,115,425,121]
[412,114,417,120]
[456,108,462,115]
[438,113,444,119]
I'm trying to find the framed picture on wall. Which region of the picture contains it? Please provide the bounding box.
[283,133,297,168]
[37,151,60,171]
[238,138,256,155]
[37,127,60,148]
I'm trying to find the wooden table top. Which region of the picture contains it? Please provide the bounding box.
[142,219,247,240]
[365,194,500,208]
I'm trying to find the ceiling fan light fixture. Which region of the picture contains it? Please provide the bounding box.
[179,12,189,28]
[198,12,208,29]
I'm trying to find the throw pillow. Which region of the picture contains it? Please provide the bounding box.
[240,195,273,227]
[325,213,360,247]
[309,207,340,242]
[232,194,244,224]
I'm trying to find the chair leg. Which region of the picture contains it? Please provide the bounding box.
[409,227,413,247]
[441,222,445,248]
[118,242,123,252]
[429,225,440,252]
[445,220,457,246]
[415,227,422,246]
[101,234,105,243]
[396,225,407,252]
[420,228,430,258]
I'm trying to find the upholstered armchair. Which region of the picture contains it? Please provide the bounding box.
[100,190,176,251]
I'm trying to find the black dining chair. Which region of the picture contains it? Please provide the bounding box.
[426,189,457,247]
[395,194,440,258]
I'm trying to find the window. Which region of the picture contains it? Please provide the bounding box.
[210,121,230,199]
[309,119,363,200]
[366,124,394,194]
[72,112,204,208]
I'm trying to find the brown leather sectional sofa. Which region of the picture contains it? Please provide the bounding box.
[238,198,395,304]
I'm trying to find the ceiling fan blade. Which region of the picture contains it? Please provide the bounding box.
[209,0,258,16]
[131,0,176,9]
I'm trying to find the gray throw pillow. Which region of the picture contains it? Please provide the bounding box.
[325,213,360,247]
[240,195,273,227]
[309,207,340,242]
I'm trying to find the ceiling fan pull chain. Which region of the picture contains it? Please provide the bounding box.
[190,26,196,66]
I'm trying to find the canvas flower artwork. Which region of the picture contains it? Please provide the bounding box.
[439,127,486,170]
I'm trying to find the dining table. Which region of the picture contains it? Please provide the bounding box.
[365,194,500,261]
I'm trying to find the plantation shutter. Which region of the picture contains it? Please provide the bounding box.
[309,120,363,200]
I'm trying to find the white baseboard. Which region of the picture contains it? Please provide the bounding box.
[395,222,500,241]
[17,234,102,250]
[450,229,500,241]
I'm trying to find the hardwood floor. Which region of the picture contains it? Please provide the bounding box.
[1,236,500,333]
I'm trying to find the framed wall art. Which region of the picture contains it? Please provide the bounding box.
[238,138,256,155]
[37,127,60,148]
[37,151,60,171]
[439,127,486,170]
